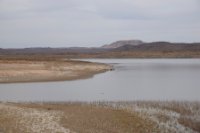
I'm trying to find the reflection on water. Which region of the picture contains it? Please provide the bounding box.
[0,59,200,102]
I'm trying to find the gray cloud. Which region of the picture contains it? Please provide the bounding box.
[0,0,199,48]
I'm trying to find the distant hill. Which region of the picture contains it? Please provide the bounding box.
[1,40,200,58]
[114,42,200,52]
[102,40,143,48]
[0,47,109,55]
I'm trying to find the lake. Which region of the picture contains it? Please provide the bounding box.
[0,59,200,102]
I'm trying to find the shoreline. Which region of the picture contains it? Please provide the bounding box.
[0,60,113,83]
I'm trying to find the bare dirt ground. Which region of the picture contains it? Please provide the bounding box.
[0,101,199,133]
[0,60,113,83]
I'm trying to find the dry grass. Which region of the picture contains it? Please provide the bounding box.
[1,102,159,133]
[1,101,200,133]
[178,117,200,132]
[60,105,158,133]
[0,102,69,133]
[100,101,200,133]
[0,59,112,83]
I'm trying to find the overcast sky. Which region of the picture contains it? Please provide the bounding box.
[0,0,200,48]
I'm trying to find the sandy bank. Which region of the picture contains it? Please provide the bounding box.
[0,60,113,83]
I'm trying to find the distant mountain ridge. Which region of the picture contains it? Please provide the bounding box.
[114,42,200,52]
[0,47,109,55]
[102,40,143,48]
[0,40,200,58]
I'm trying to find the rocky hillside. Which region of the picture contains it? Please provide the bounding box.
[102,40,143,48]
[114,42,200,52]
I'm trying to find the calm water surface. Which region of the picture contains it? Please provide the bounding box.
[0,59,200,102]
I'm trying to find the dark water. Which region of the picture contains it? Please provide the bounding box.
[0,59,200,102]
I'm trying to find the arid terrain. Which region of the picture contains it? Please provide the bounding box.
[0,101,199,133]
[0,59,112,83]
[1,40,200,58]
[0,42,200,132]
[1,0,200,131]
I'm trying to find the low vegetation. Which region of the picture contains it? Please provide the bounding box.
[103,101,200,132]
[0,101,199,133]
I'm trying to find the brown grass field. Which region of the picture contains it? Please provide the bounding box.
[0,59,113,83]
[0,101,200,133]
